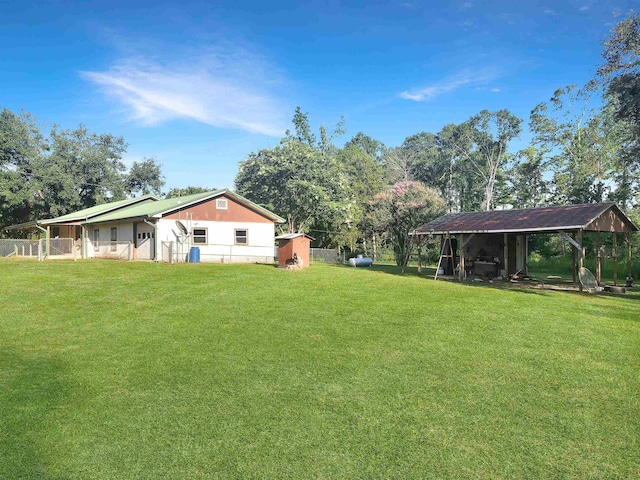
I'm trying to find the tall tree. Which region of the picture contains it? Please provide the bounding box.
[459,109,522,211]
[165,186,213,198]
[530,85,622,204]
[365,181,445,265]
[598,12,640,208]
[126,156,166,196]
[0,109,46,226]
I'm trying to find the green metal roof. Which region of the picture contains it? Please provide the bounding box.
[40,194,159,224]
[83,189,285,224]
[3,194,159,230]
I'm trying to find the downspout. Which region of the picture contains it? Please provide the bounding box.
[143,218,158,261]
[34,222,48,261]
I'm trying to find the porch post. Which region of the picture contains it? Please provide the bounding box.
[459,234,465,281]
[572,231,577,283]
[613,232,618,286]
[595,231,601,285]
[504,233,509,277]
[627,232,632,281]
[577,229,584,292]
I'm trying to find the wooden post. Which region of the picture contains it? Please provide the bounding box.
[577,229,584,292]
[595,231,601,286]
[624,232,631,278]
[459,234,465,281]
[613,232,618,286]
[434,236,447,281]
[504,233,509,278]
[572,231,577,283]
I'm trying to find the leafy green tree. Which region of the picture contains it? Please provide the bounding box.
[502,146,550,208]
[235,139,349,236]
[366,181,445,265]
[530,85,623,204]
[126,156,165,196]
[165,186,213,198]
[335,144,386,250]
[344,132,386,162]
[598,12,640,209]
[457,110,522,211]
[0,108,46,227]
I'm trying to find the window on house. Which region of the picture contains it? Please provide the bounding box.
[93,229,100,251]
[52,226,60,238]
[110,227,117,252]
[192,228,207,244]
[216,198,228,210]
[235,229,248,245]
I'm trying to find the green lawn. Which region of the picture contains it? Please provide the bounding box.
[1,260,639,479]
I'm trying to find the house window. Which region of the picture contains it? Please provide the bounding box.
[216,198,228,210]
[192,228,207,244]
[235,229,248,245]
[110,227,117,252]
[93,229,100,251]
[52,226,60,238]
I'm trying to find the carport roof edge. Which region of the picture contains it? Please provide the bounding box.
[413,203,638,235]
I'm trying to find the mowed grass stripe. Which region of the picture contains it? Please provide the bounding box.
[0,259,638,479]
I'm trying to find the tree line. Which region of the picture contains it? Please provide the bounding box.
[235,13,640,262]
[2,13,639,262]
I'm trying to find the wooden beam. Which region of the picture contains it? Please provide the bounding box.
[504,233,509,277]
[627,232,632,281]
[572,232,577,283]
[577,229,584,292]
[613,232,618,286]
[595,230,601,286]
[459,234,465,281]
[461,233,475,249]
[558,230,581,250]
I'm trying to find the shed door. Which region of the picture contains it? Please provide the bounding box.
[136,223,154,260]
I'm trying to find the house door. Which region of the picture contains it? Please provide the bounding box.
[516,235,525,272]
[136,223,154,260]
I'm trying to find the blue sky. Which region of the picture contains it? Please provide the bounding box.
[0,0,634,191]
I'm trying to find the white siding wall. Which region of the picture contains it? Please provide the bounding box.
[157,219,275,263]
[85,222,135,258]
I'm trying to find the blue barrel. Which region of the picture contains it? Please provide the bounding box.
[189,246,200,263]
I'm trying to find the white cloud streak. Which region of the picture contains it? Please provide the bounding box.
[399,68,499,102]
[81,47,288,136]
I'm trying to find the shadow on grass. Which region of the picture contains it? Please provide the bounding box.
[0,349,68,479]
[344,262,640,301]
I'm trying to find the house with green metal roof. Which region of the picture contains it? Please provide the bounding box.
[4,194,159,243]
[83,189,284,262]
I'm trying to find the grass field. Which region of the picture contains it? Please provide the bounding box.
[1,259,639,479]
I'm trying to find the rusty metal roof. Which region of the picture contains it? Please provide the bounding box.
[414,203,638,235]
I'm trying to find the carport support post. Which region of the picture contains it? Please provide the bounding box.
[627,232,632,280]
[577,229,584,292]
[571,232,577,283]
[613,232,618,286]
[595,231,601,285]
[459,234,465,281]
[503,233,509,278]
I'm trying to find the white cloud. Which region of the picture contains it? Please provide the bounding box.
[462,2,473,9]
[579,5,590,11]
[491,88,500,92]
[81,46,288,137]
[543,9,555,14]
[400,68,499,102]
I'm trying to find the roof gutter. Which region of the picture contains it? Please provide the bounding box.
[33,222,48,261]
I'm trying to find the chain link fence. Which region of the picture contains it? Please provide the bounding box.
[0,238,77,260]
[310,248,344,264]
[92,241,132,260]
[161,241,275,264]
